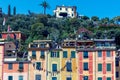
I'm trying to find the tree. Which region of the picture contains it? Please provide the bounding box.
[40,0,50,15]
[13,6,16,15]
[8,5,11,16]
[91,16,99,21]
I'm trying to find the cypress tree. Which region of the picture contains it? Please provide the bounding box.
[13,6,16,15]
[8,5,11,16]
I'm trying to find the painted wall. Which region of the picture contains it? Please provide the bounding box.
[2,32,21,40]
[47,50,61,80]
[28,50,47,80]
[0,44,4,80]
[3,62,29,80]
[78,51,94,80]
[95,50,116,80]
[61,48,77,80]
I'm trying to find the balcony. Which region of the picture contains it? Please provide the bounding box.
[18,68,24,72]
[4,56,17,61]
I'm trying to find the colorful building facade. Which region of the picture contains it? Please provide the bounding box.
[61,40,77,80]
[47,44,62,80]
[28,40,51,80]
[0,42,5,80]
[94,39,116,80]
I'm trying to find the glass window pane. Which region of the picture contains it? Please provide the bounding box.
[52,64,57,71]
[98,77,102,80]
[36,62,41,70]
[41,51,44,56]
[35,75,41,80]
[107,77,111,80]
[52,77,57,80]
[8,63,13,70]
[116,72,119,78]
[19,76,23,80]
[83,76,88,80]
[8,76,13,80]
[19,62,23,69]
[67,77,71,80]
[98,51,102,57]
[84,62,88,70]
[32,51,36,57]
[66,62,72,72]
[107,51,110,57]
[83,51,88,58]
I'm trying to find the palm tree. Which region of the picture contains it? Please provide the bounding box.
[40,0,50,15]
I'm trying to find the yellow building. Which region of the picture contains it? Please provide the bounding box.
[61,40,77,80]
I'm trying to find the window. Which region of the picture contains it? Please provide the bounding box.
[116,72,119,78]
[98,64,102,71]
[8,63,13,70]
[106,77,111,80]
[41,51,44,56]
[107,63,111,71]
[106,51,111,57]
[71,51,75,58]
[40,44,45,48]
[8,76,13,80]
[52,64,57,72]
[35,75,41,80]
[116,61,119,67]
[98,51,102,57]
[84,62,88,70]
[36,62,41,70]
[60,7,62,10]
[51,51,59,58]
[72,8,73,11]
[83,51,88,58]
[66,62,72,72]
[19,62,23,70]
[72,14,73,17]
[105,42,110,47]
[19,76,23,80]
[63,51,67,58]
[83,76,88,80]
[66,8,67,11]
[52,77,57,80]
[32,51,36,57]
[66,77,71,80]
[98,77,102,80]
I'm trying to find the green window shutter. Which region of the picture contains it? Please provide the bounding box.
[57,51,59,58]
[63,51,67,58]
[98,64,102,71]
[71,51,75,58]
[107,63,111,71]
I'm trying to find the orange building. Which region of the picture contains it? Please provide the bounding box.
[3,61,29,80]
[28,40,52,80]
[1,31,21,40]
[0,42,5,80]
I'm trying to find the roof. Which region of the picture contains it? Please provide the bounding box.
[33,40,52,42]
[56,5,76,8]
[94,39,115,42]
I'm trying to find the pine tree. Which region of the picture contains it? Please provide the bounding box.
[8,5,11,16]
[13,6,16,15]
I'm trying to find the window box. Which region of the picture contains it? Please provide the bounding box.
[40,55,45,59]
[18,69,23,72]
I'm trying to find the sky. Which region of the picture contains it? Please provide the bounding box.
[0,0,120,18]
